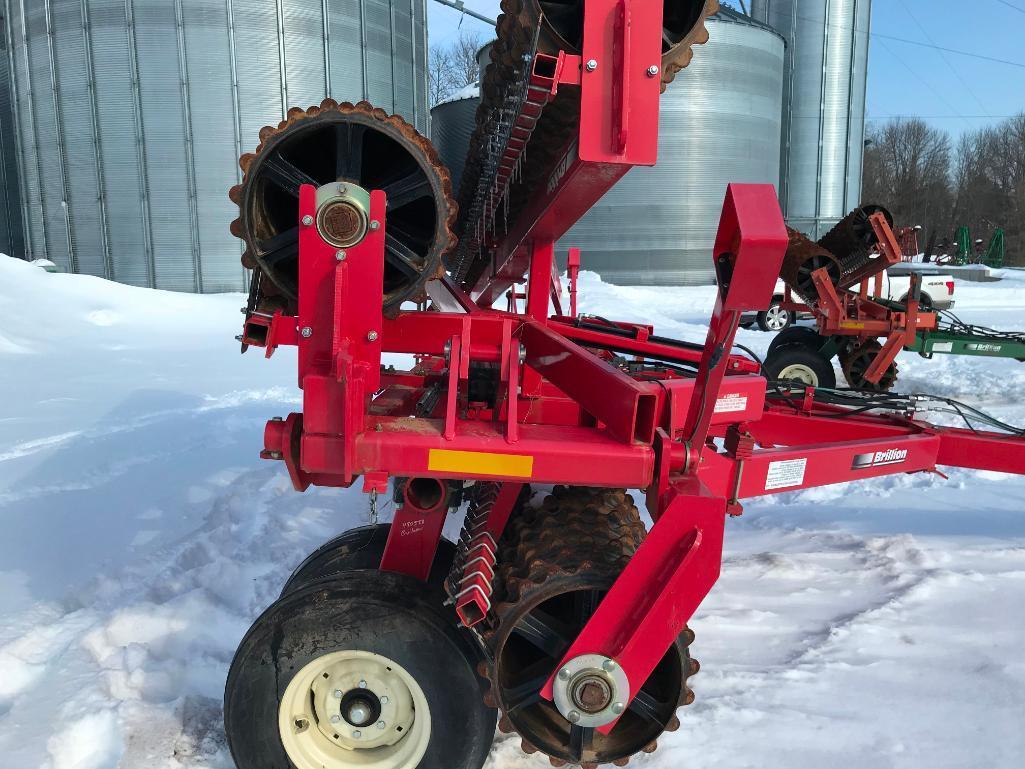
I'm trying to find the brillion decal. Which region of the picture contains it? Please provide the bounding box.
[852,448,909,470]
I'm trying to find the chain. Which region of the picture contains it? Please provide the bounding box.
[368,489,379,526]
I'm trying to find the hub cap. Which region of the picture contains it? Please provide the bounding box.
[777,363,819,386]
[278,650,430,769]
[764,305,790,331]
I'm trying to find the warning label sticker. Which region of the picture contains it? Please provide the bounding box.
[765,458,808,491]
[715,393,749,414]
[932,341,954,353]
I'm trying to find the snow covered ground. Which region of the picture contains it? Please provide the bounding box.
[0,253,1022,769]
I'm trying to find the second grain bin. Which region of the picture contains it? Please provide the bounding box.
[561,7,785,285]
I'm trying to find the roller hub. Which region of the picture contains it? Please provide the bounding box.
[230,100,456,312]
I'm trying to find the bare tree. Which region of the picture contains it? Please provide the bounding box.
[450,29,485,89]
[428,29,486,107]
[428,43,457,107]
[862,118,954,252]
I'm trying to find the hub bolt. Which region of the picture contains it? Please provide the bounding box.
[333,689,343,699]
[612,702,626,715]
[353,730,362,739]
[603,659,617,672]
[302,214,314,226]
[558,667,571,681]
[567,710,581,724]
[330,715,341,724]
[380,696,389,705]
[586,59,598,72]
[377,721,386,730]
[359,680,368,689]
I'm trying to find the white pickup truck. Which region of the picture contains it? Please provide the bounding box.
[744,270,956,332]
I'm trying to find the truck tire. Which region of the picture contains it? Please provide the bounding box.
[756,299,792,332]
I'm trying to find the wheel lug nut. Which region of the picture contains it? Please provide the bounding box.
[333,689,343,699]
[376,720,386,730]
[359,680,368,689]
[353,730,362,739]
[380,696,389,705]
[330,714,341,724]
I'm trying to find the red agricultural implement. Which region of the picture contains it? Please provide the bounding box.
[221,2,1025,768]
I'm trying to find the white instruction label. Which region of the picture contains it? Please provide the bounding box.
[714,393,749,414]
[932,341,954,353]
[765,458,808,490]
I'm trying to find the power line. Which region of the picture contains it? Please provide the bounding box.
[994,0,1025,15]
[896,0,990,115]
[872,31,1025,69]
[876,39,971,129]
[783,10,1025,70]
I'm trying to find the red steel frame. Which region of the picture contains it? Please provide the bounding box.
[243,0,1025,736]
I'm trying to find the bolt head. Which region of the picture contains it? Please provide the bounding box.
[647,64,660,77]
[380,696,389,705]
[330,714,341,724]
[612,702,626,715]
[301,214,314,226]
[358,680,368,689]
[301,326,313,338]
[586,59,598,71]
[338,183,347,194]
[353,730,362,739]
[367,331,379,342]
[234,334,244,342]
[602,659,617,672]
[558,667,572,681]
[336,250,347,261]
[567,710,581,724]
[333,689,343,698]
[376,720,386,730]
[240,307,247,313]
[369,220,380,231]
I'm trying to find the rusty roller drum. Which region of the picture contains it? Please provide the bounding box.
[453,1,718,286]
[781,227,842,301]
[817,204,895,281]
[482,487,698,767]
[230,100,457,313]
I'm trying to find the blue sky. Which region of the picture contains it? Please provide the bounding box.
[426,0,1025,139]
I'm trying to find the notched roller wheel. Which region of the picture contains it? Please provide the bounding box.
[225,571,496,769]
[482,487,698,767]
[230,100,457,313]
[841,340,899,392]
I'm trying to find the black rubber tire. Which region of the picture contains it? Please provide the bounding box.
[767,326,823,359]
[225,571,497,769]
[901,292,933,312]
[764,343,837,388]
[280,524,457,597]
[756,300,793,332]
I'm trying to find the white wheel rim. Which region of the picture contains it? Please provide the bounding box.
[778,363,819,386]
[766,306,789,330]
[279,650,431,769]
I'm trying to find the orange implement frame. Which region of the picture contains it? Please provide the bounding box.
[780,213,938,387]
